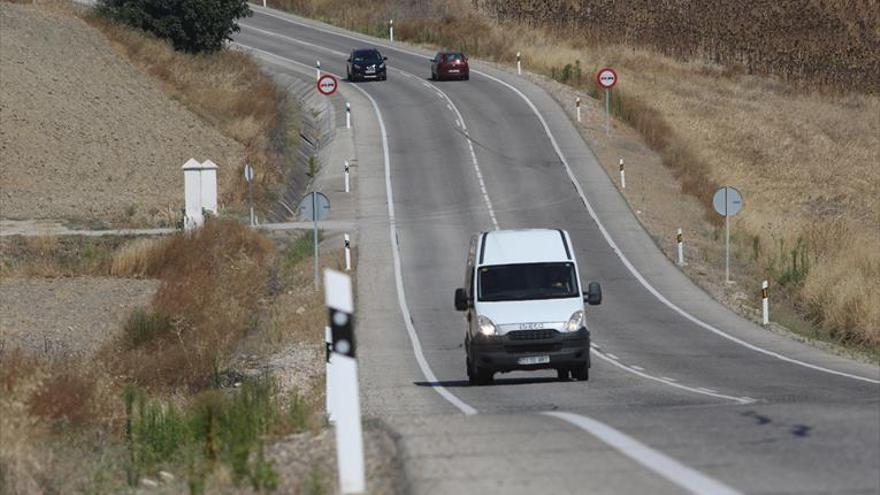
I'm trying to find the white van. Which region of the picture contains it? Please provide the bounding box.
[454,229,602,385]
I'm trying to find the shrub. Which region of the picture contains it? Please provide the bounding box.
[97,0,252,53]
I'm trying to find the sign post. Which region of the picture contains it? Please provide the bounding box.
[243,163,255,226]
[596,68,617,136]
[317,74,338,96]
[712,186,744,284]
[299,192,331,289]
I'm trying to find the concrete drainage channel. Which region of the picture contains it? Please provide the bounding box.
[267,72,338,223]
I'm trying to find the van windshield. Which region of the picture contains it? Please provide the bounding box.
[478,263,579,301]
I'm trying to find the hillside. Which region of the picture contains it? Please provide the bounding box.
[0,2,243,228]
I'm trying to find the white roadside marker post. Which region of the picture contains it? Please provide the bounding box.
[516,51,522,75]
[762,281,769,325]
[576,97,582,123]
[619,158,626,189]
[344,234,352,271]
[316,60,321,81]
[676,228,684,266]
[345,102,351,129]
[344,160,351,193]
[389,19,394,42]
[324,270,366,495]
[324,326,335,423]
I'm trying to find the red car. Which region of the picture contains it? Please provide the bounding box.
[431,51,469,81]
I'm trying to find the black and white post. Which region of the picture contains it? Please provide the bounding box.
[761,281,769,325]
[389,19,394,42]
[324,270,365,494]
[345,102,351,129]
[316,60,321,81]
[324,325,335,423]
[516,51,522,75]
[344,160,350,193]
[344,234,352,271]
[576,97,582,123]
[676,228,684,266]
[619,158,626,189]
[244,163,255,227]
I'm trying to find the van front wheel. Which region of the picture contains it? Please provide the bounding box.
[467,356,494,385]
[572,365,589,381]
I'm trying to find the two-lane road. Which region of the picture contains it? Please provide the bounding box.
[235,7,879,494]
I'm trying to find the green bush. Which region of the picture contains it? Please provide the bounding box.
[97,0,252,53]
[123,308,173,348]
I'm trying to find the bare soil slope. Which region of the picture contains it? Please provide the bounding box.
[0,3,243,227]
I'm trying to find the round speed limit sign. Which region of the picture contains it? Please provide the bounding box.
[596,68,617,89]
[317,74,338,96]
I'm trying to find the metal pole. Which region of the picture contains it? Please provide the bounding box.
[605,89,610,136]
[576,97,581,123]
[313,193,319,290]
[725,213,730,284]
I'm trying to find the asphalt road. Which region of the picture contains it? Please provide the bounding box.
[234,7,880,494]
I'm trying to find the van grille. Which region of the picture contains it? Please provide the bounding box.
[507,329,555,340]
[504,343,563,354]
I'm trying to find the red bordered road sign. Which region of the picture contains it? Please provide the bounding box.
[596,68,617,89]
[317,74,338,96]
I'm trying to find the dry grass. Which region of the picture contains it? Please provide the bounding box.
[80,11,297,210]
[100,220,276,391]
[273,0,880,346]
[0,235,133,278]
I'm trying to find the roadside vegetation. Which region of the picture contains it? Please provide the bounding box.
[1,3,341,493]
[0,222,337,493]
[269,0,880,350]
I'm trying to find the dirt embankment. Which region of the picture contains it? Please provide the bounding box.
[0,2,244,228]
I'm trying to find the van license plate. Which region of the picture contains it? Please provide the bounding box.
[518,355,550,365]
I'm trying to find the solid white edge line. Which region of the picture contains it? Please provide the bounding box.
[543,411,744,495]
[247,5,879,385]
[234,43,478,416]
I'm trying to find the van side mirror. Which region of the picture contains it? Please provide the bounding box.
[347,58,351,62]
[454,288,469,311]
[383,56,388,61]
[584,282,602,305]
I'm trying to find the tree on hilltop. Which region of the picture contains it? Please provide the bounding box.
[97,0,251,53]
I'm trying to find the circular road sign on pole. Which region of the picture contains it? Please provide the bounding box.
[317,74,338,96]
[713,186,744,284]
[596,68,618,89]
[597,68,617,136]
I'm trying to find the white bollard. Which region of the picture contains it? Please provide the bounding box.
[389,19,394,42]
[324,270,365,495]
[316,60,321,81]
[344,234,351,271]
[344,160,350,193]
[325,326,335,423]
[516,51,522,75]
[676,228,684,266]
[576,97,581,123]
[762,280,769,325]
[619,158,626,189]
[345,102,351,129]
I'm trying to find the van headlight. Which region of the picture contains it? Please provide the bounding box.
[564,310,584,333]
[477,315,498,336]
[378,62,385,69]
